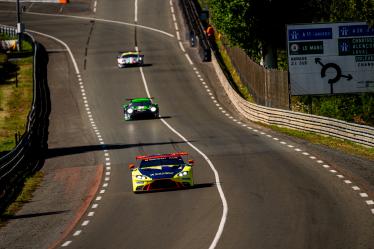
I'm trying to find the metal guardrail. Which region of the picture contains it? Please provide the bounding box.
[0,25,17,37]
[178,3,374,147]
[212,55,374,147]
[179,0,211,62]
[0,25,50,212]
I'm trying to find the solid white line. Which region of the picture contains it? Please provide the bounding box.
[134,0,138,23]
[138,53,228,249]
[179,41,186,52]
[185,54,193,65]
[161,118,228,249]
[25,12,174,38]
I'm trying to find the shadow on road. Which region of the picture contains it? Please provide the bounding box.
[46,140,193,158]
[1,210,69,220]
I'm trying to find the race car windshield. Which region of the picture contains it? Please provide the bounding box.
[140,157,185,168]
[130,101,152,107]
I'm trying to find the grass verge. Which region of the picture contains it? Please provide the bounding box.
[0,171,44,225]
[0,55,33,152]
[268,124,374,160]
[215,37,254,102]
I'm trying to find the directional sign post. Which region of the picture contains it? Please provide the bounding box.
[287,22,374,95]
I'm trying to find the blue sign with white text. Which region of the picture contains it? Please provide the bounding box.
[339,25,374,37]
[288,28,332,41]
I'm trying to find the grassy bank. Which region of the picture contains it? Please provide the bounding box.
[0,171,44,225]
[0,55,33,152]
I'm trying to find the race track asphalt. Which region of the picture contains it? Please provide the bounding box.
[0,1,374,249]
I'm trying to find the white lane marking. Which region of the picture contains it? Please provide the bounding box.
[352,186,360,191]
[371,209,374,215]
[100,189,106,194]
[366,200,374,205]
[294,148,301,151]
[302,152,309,156]
[360,193,369,198]
[93,0,97,13]
[138,51,228,249]
[103,183,109,187]
[96,196,102,201]
[88,212,95,217]
[25,12,174,38]
[81,220,90,226]
[61,241,72,247]
[176,31,181,40]
[309,156,316,160]
[179,41,186,52]
[174,22,179,31]
[323,164,330,168]
[134,0,138,23]
[337,175,344,178]
[185,54,193,65]
[73,230,82,236]
[317,160,324,164]
[330,170,337,173]
[92,204,98,209]
[344,180,352,184]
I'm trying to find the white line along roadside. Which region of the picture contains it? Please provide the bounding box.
[136,49,228,249]
[28,29,110,247]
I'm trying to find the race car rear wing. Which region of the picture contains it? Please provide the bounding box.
[126,97,154,101]
[136,152,188,160]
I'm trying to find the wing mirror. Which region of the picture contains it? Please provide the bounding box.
[128,163,135,170]
[188,159,194,165]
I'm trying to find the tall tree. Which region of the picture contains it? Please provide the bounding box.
[209,0,374,68]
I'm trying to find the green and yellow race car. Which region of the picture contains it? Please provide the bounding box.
[128,152,195,192]
[123,97,159,121]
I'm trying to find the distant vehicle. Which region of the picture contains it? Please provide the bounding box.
[123,97,159,121]
[128,152,195,192]
[117,51,144,68]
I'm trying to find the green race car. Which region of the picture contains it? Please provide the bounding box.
[123,98,159,121]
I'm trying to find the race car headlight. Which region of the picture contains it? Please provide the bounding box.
[136,175,147,180]
[178,171,188,177]
[150,106,157,112]
[127,108,134,114]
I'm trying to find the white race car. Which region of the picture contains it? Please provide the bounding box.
[117,51,144,68]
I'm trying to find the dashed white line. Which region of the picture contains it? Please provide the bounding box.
[92,204,98,209]
[61,241,72,247]
[73,230,82,236]
[352,186,361,191]
[360,193,369,198]
[81,220,90,226]
[88,212,95,217]
[366,200,374,205]
[96,196,102,201]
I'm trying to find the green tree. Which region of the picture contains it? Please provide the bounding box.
[209,0,374,68]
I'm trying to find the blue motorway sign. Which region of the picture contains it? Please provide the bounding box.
[339,25,374,37]
[288,28,332,41]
